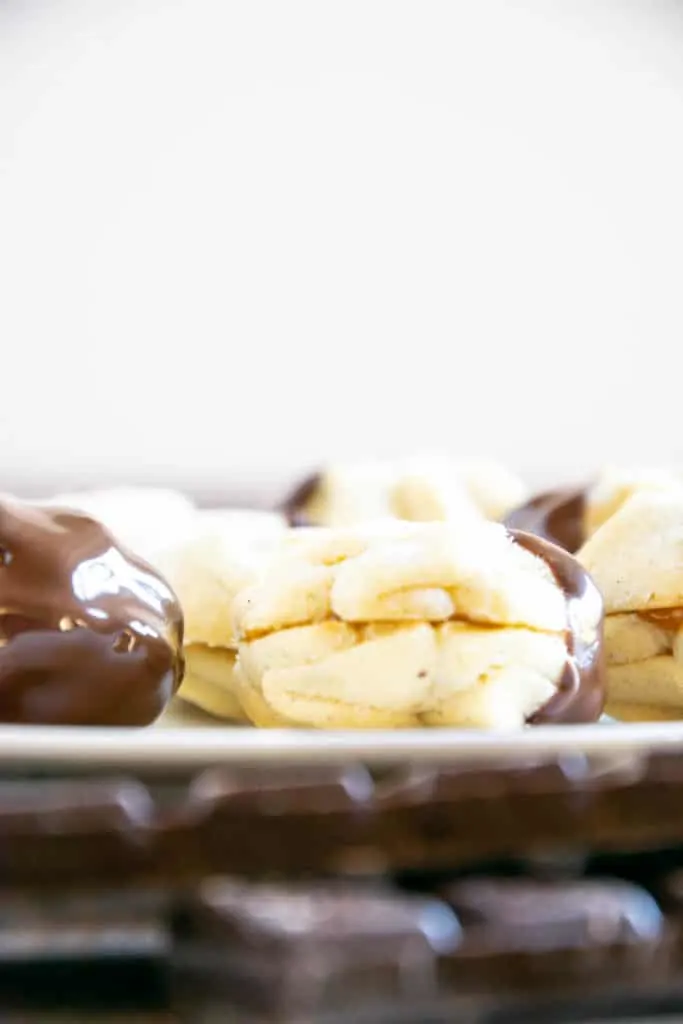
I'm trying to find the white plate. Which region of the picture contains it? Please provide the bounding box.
[1,701,683,771]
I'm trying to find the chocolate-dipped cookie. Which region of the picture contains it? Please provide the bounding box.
[232,519,604,728]
[281,457,528,527]
[0,496,183,725]
[579,490,683,721]
[505,466,683,553]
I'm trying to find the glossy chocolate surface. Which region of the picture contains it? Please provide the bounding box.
[504,488,587,553]
[511,530,605,725]
[0,869,673,1017]
[192,879,461,950]
[7,755,683,886]
[0,497,183,725]
[175,872,667,1017]
[442,877,662,949]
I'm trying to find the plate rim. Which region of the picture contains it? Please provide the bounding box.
[1,719,683,769]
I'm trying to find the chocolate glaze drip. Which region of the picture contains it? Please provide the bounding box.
[511,530,605,725]
[504,488,587,554]
[280,472,320,527]
[0,497,183,726]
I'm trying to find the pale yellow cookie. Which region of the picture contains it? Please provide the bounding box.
[603,614,670,666]
[291,456,527,527]
[585,466,683,539]
[301,461,398,526]
[394,455,528,522]
[178,644,247,722]
[580,492,683,615]
[155,509,286,648]
[579,490,683,718]
[154,508,286,720]
[234,520,592,729]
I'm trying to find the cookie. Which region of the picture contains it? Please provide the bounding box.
[282,456,527,527]
[233,520,604,729]
[180,645,245,722]
[579,490,683,719]
[155,509,286,720]
[506,466,683,554]
[586,466,683,539]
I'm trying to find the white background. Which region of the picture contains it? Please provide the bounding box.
[1,0,683,500]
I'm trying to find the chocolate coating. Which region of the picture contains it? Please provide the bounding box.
[193,879,461,950]
[504,488,586,553]
[442,877,663,949]
[280,472,320,527]
[0,497,183,726]
[511,530,605,725]
[177,880,460,1016]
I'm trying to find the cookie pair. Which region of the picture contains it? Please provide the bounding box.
[578,491,683,721]
[161,513,604,729]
